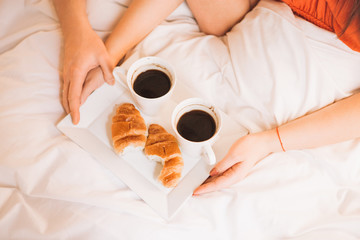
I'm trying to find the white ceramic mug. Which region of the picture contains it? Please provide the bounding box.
[171,98,222,165]
[113,56,176,116]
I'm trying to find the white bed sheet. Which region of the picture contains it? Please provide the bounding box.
[1,0,360,239]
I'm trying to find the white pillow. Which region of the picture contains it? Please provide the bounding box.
[225,0,360,131]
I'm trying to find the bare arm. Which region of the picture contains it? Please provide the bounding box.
[105,0,184,67]
[78,0,183,105]
[53,0,114,124]
[53,0,88,39]
[194,92,360,195]
[77,0,183,104]
[277,92,360,150]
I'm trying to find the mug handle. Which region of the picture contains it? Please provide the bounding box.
[113,67,128,89]
[202,145,216,165]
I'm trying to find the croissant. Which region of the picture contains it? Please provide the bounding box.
[112,103,147,154]
[145,124,183,188]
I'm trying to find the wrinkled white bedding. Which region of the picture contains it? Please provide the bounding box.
[1,0,360,239]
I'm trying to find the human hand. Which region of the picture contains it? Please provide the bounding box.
[61,26,115,125]
[80,66,107,105]
[193,130,277,195]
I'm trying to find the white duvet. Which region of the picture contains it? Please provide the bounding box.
[1,0,360,239]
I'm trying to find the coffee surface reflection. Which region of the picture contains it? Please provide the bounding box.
[133,69,171,98]
[177,110,216,142]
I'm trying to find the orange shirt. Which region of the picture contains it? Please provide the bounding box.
[281,0,360,52]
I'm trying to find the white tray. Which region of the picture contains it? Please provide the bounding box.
[57,67,248,220]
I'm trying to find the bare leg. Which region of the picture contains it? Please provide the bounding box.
[186,0,259,36]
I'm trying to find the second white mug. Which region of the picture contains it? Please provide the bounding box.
[171,98,222,165]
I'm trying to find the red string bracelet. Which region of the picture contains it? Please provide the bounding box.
[276,127,286,152]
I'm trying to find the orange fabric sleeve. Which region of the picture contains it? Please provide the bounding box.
[281,0,360,52]
[328,0,360,52]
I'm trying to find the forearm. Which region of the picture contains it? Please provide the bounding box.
[105,0,183,67]
[53,0,91,39]
[271,92,360,151]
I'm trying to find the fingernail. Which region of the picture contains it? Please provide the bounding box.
[193,186,205,196]
[193,188,200,196]
[210,168,218,176]
[71,114,79,125]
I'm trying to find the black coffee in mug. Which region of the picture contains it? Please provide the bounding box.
[133,69,171,98]
[177,110,216,142]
